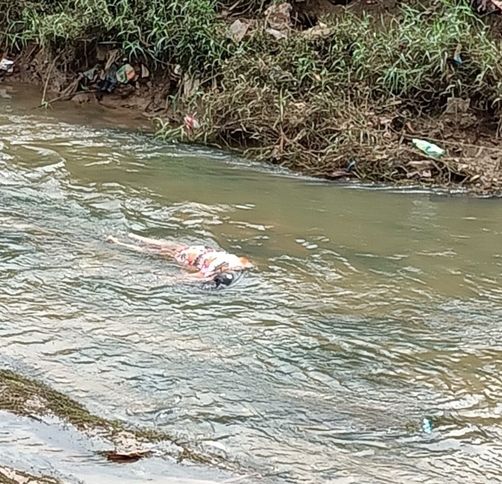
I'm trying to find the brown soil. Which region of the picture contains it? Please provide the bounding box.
[6,46,174,119]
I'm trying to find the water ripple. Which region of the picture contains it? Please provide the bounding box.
[1,91,502,483]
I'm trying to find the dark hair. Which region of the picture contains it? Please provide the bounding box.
[213,272,235,288]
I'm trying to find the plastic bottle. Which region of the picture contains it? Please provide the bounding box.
[412,138,446,158]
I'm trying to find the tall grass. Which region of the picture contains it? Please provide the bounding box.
[218,0,502,108]
[216,0,272,15]
[165,0,502,178]
[0,0,230,72]
[6,1,499,103]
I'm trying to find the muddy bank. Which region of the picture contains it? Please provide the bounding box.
[0,465,59,484]
[1,1,502,195]
[4,46,501,199]
[0,369,250,483]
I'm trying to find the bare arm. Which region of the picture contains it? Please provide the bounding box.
[183,271,216,282]
[156,271,215,286]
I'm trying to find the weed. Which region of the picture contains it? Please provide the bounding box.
[217,0,502,108]
[0,0,230,73]
[1,0,501,189]
[165,0,502,186]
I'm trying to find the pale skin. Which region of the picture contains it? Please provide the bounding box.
[107,233,184,257]
[106,233,250,282]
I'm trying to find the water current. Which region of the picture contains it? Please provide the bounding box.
[1,84,502,483]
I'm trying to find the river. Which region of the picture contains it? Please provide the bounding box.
[1,84,502,483]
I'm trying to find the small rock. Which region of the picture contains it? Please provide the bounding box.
[302,23,333,40]
[266,28,288,40]
[71,92,93,104]
[265,2,292,31]
[228,19,250,43]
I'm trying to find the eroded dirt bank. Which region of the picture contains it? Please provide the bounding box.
[4,0,502,195]
[1,1,502,194]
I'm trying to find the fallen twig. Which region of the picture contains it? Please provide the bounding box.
[40,54,62,108]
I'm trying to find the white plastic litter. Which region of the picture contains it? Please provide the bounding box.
[0,58,14,73]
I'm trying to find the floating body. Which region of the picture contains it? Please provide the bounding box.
[107,233,253,286]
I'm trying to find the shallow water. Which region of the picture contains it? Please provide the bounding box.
[1,84,502,483]
[0,411,230,484]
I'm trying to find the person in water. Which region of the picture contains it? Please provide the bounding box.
[106,233,253,287]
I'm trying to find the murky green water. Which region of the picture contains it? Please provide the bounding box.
[1,85,502,483]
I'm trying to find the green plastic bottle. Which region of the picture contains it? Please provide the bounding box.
[412,138,446,158]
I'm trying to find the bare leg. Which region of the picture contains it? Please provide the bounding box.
[128,233,166,246]
[127,233,184,256]
[106,236,215,283]
[106,235,149,254]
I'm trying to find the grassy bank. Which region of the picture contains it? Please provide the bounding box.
[1,0,502,192]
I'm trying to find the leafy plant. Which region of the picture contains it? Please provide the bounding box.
[0,0,229,73]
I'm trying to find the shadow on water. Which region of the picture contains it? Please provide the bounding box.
[1,84,502,483]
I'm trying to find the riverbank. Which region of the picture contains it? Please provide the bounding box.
[0,465,59,484]
[1,0,502,194]
[0,369,243,483]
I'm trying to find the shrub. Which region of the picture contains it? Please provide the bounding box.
[160,0,502,177]
[0,0,229,72]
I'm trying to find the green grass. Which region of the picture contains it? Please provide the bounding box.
[158,0,502,179]
[216,0,272,14]
[3,1,499,104]
[1,0,501,185]
[215,0,502,107]
[0,0,230,73]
